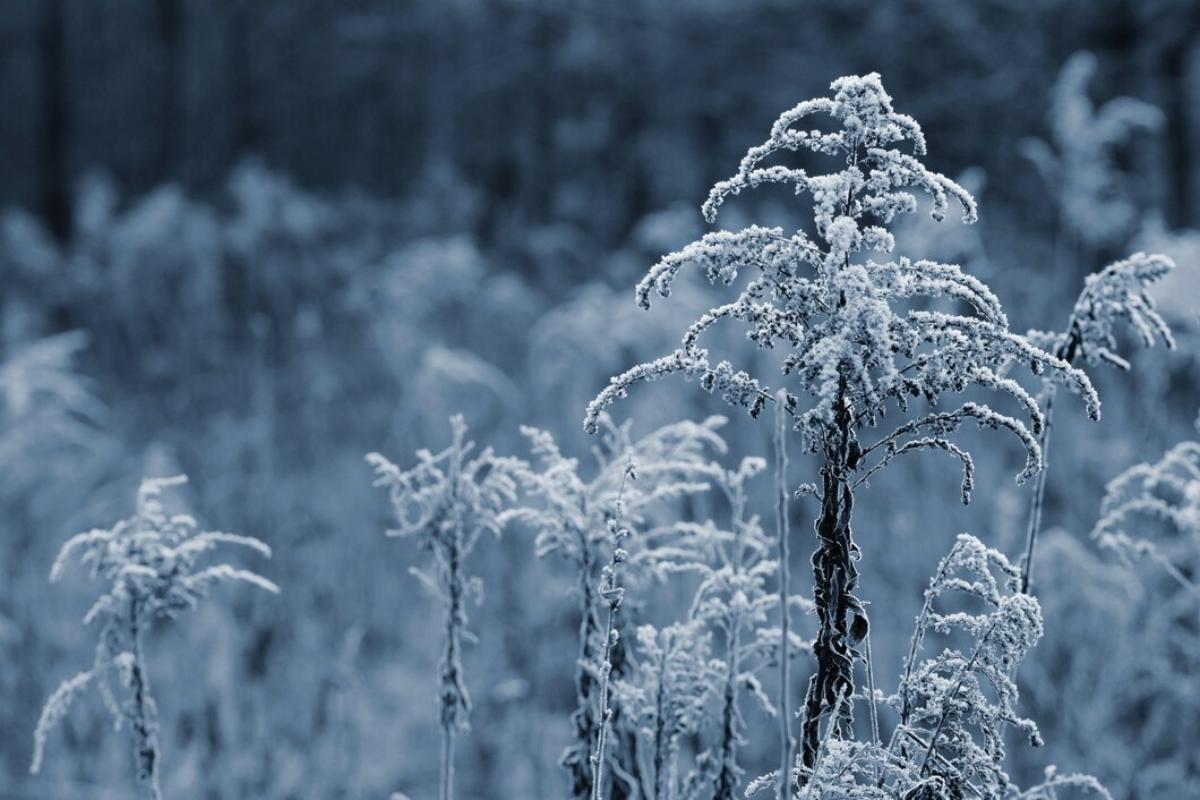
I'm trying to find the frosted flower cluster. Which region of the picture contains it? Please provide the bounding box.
[892,535,1043,797]
[679,456,795,800]
[1093,436,1199,597]
[506,414,728,799]
[761,534,1109,800]
[31,475,277,796]
[612,621,721,800]
[1027,251,1175,370]
[586,73,1098,494]
[368,415,523,800]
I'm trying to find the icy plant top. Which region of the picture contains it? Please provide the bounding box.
[508,414,726,566]
[1093,434,1199,597]
[1027,251,1175,370]
[51,475,279,625]
[587,73,1099,494]
[31,475,278,777]
[367,415,522,549]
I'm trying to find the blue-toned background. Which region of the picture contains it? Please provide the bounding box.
[1,2,1198,798]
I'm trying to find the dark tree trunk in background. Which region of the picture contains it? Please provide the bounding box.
[1161,37,1199,228]
[226,0,259,159]
[154,0,183,181]
[36,0,70,242]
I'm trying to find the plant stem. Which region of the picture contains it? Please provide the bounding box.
[919,616,1000,776]
[439,527,464,800]
[800,385,859,777]
[566,537,600,798]
[774,393,793,800]
[592,464,633,800]
[653,652,669,800]
[128,599,162,800]
[440,726,455,800]
[714,623,741,800]
[1020,387,1056,594]
[898,538,965,729]
[592,587,618,800]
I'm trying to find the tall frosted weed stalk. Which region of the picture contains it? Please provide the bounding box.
[31,475,278,800]
[587,73,1101,791]
[367,414,522,800]
[1019,251,1174,591]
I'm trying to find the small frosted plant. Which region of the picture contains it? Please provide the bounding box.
[892,534,1044,797]
[591,457,634,800]
[677,453,798,800]
[506,414,726,799]
[585,73,1099,783]
[1019,252,1174,591]
[623,448,793,800]
[612,621,721,800]
[367,415,522,800]
[886,535,1107,799]
[1093,430,1199,599]
[31,475,278,800]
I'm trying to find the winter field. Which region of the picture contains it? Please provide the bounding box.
[1,3,1198,799]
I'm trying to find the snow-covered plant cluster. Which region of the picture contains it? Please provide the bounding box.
[586,72,1103,790]
[678,454,793,800]
[23,66,1189,800]
[31,475,278,799]
[891,535,1044,797]
[740,534,1108,800]
[367,415,523,800]
[507,414,732,799]
[613,621,721,800]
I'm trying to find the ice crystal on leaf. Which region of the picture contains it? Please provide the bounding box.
[31,475,277,799]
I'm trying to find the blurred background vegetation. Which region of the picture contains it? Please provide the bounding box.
[0,1,1197,798]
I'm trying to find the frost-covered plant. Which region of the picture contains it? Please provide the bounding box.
[30,475,278,800]
[1020,51,1163,251]
[631,448,795,800]
[367,415,523,800]
[1093,431,1199,599]
[680,454,792,800]
[592,458,634,800]
[1057,422,1200,793]
[0,330,110,505]
[506,414,726,799]
[891,534,1043,797]
[613,621,721,800]
[749,534,1107,800]
[584,73,1098,781]
[1019,252,1174,591]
